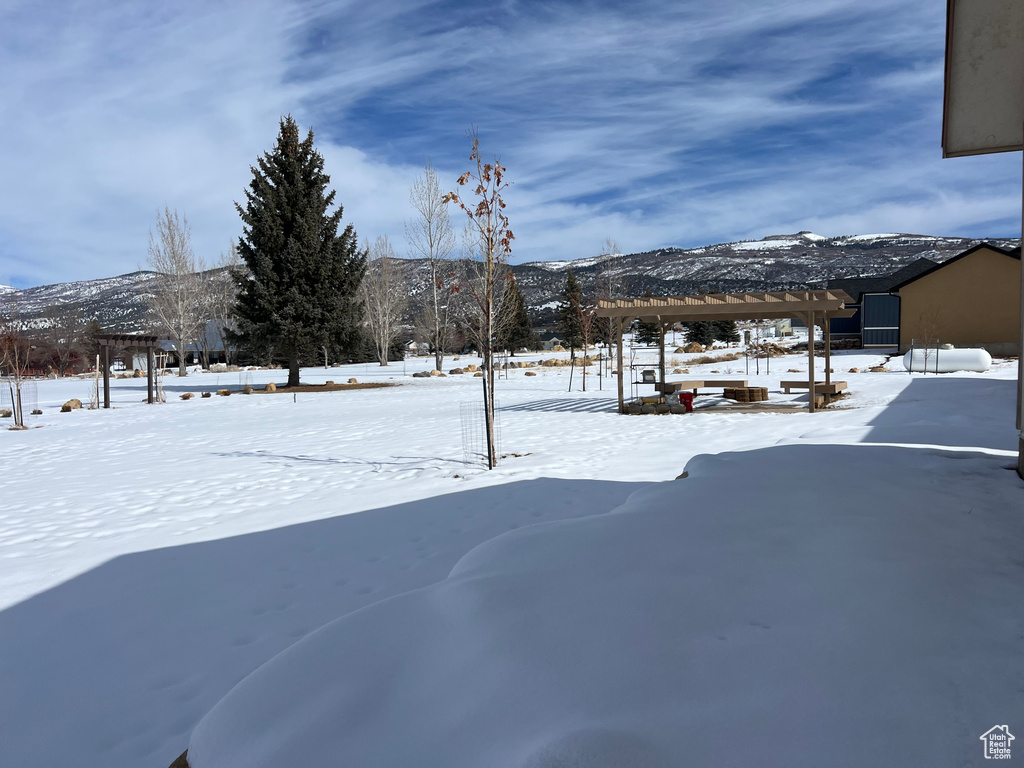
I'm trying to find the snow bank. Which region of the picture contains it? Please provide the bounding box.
[188,444,1024,768]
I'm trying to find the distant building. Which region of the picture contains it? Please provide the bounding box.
[538,332,565,351]
[130,320,236,369]
[891,243,1021,355]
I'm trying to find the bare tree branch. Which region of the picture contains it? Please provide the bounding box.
[443,131,513,469]
[361,236,407,366]
[406,161,457,372]
[0,293,31,427]
[146,207,203,376]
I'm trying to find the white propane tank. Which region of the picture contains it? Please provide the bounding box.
[902,345,991,373]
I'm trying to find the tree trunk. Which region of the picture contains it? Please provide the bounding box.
[483,304,497,469]
[288,356,301,388]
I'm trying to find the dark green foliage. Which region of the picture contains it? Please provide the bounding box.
[632,290,660,346]
[497,276,538,354]
[684,321,715,348]
[712,319,740,344]
[632,319,659,346]
[83,318,105,362]
[232,116,367,386]
[557,268,584,349]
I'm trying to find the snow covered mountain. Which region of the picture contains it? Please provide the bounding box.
[515,232,1018,325]
[2,271,161,331]
[3,233,1017,331]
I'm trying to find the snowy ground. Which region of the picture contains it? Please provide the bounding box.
[0,345,1020,767]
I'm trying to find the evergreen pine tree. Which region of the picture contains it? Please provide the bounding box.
[684,321,715,348]
[633,290,660,345]
[497,276,537,355]
[557,268,584,350]
[712,319,740,344]
[233,116,366,387]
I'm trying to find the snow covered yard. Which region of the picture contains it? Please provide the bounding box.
[0,349,1020,767]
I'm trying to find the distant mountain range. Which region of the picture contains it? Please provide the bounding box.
[3,232,1018,332]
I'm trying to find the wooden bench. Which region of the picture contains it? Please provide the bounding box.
[658,379,748,394]
[780,380,848,395]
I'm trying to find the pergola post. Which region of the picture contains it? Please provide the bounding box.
[806,311,817,413]
[147,347,155,404]
[102,345,111,409]
[823,315,832,387]
[616,317,625,413]
[658,318,666,393]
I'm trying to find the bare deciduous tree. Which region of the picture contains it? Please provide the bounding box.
[361,236,407,366]
[569,291,598,392]
[196,243,242,367]
[0,293,31,428]
[594,237,623,342]
[42,303,85,376]
[406,161,457,373]
[443,132,513,469]
[147,207,203,376]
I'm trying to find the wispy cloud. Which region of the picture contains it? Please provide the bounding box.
[0,0,1018,287]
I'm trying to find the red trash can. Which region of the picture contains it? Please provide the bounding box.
[680,392,694,412]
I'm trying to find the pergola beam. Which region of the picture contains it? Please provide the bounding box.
[597,290,855,323]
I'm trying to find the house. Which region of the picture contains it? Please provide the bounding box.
[891,243,1021,354]
[825,258,936,347]
[405,340,431,356]
[134,320,236,369]
[538,332,565,351]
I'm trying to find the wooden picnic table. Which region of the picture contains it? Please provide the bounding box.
[658,379,749,394]
[780,380,848,395]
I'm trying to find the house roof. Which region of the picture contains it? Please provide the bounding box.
[890,243,1021,292]
[157,320,236,353]
[827,258,937,303]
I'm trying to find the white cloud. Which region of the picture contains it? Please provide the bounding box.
[0,0,1018,287]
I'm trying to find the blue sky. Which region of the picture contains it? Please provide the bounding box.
[0,0,1020,288]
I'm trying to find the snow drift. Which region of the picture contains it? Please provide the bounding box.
[188,444,1024,768]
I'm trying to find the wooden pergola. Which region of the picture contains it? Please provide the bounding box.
[94,334,163,408]
[596,290,856,414]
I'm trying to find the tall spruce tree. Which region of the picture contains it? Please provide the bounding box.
[497,276,536,355]
[684,321,715,348]
[633,290,660,345]
[712,319,740,344]
[557,268,584,350]
[233,116,366,387]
